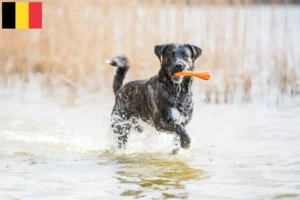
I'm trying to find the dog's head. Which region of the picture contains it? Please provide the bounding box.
[155,43,202,83]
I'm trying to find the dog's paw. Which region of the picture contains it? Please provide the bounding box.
[171,147,180,155]
[180,133,191,149]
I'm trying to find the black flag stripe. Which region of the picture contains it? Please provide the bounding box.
[2,2,16,29]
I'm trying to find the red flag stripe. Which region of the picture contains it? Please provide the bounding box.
[29,2,42,29]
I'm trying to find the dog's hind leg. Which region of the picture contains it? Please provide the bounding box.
[111,112,132,149]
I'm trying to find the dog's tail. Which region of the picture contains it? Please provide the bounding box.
[106,55,130,95]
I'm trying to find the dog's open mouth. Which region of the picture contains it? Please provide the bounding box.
[171,75,183,83]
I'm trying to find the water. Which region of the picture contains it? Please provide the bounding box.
[0,81,300,200]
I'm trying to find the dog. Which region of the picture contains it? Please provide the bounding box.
[107,43,202,152]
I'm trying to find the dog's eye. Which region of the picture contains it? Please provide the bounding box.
[183,54,189,60]
[165,53,173,62]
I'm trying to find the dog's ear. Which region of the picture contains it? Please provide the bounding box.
[154,44,168,62]
[186,44,202,61]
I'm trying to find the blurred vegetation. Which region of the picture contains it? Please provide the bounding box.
[0,0,299,103]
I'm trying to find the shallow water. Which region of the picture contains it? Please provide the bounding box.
[0,84,300,200]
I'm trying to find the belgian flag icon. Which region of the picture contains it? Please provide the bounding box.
[2,2,42,29]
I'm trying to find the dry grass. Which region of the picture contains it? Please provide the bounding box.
[0,0,299,102]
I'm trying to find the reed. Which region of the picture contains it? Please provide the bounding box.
[0,0,298,102]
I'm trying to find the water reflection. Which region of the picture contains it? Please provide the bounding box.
[101,152,210,199]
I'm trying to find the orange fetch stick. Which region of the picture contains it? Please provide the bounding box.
[174,71,212,80]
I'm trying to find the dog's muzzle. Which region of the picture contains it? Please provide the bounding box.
[171,63,187,83]
[171,75,183,83]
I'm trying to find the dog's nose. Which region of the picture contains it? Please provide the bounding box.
[175,63,184,70]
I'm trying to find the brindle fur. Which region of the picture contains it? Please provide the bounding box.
[108,43,202,152]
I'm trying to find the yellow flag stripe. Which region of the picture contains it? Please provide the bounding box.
[16,2,29,29]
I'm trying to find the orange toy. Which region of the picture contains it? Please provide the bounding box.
[174,71,212,80]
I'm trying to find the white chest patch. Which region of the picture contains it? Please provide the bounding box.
[170,108,183,125]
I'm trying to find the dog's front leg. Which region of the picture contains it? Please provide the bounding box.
[154,118,191,149]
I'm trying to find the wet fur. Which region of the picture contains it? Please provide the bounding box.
[108,43,202,152]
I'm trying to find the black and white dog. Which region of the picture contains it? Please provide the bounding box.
[107,43,202,152]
